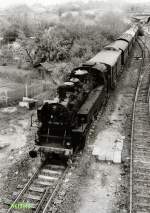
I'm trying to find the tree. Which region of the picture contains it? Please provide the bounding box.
[16,33,37,67]
[38,25,74,62]
[3,25,19,43]
[1,45,14,65]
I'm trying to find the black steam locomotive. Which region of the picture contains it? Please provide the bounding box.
[29,25,141,159]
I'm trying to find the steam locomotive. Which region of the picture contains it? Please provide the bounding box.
[29,24,142,159]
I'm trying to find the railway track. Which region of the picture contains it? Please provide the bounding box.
[1,161,68,213]
[129,35,150,213]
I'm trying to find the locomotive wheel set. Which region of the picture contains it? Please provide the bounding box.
[29,24,142,160]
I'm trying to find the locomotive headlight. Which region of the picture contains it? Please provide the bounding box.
[65,141,72,148]
[66,142,71,146]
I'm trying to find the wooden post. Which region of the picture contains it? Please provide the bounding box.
[5,90,8,105]
[25,84,28,97]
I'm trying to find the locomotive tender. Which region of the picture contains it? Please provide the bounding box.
[29,25,141,159]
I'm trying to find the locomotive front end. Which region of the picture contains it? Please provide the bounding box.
[36,101,74,158]
[29,80,82,159]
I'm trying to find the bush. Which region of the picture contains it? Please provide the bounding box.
[1,7,129,82]
[36,11,129,66]
[3,26,18,43]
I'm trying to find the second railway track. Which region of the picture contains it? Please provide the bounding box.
[130,35,150,213]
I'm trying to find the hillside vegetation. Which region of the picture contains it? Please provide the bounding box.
[0,1,132,103]
[0,2,129,68]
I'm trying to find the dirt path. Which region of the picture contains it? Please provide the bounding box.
[76,163,121,213]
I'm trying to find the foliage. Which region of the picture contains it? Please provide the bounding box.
[3,25,19,43]
[0,45,14,65]
[36,22,109,65]
[1,6,129,71]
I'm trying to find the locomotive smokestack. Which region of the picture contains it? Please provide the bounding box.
[29,150,38,158]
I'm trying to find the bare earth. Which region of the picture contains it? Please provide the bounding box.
[76,163,121,213]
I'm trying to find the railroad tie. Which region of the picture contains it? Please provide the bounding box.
[34,180,54,186]
[41,168,62,175]
[17,184,45,193]
[38,174,58,181]
[12,192,42,201]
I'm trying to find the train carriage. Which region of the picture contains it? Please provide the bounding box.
[104,40,129,65]
[117,26,139,54]
[117,33,133,53]
[126,28,136,43]
[86,49,122,89]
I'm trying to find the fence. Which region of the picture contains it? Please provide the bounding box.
[0,82,54,107]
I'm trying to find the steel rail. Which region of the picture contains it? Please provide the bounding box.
[129,35,150,213]
[6,162,68,213]
[137,37,150,103]
[137,37,150,58]
[35,188,50,213]
[41,166,69,213]
[6,165,42,213]
[148,72,150,117]
[129,66,145,213]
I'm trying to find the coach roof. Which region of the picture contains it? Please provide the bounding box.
[117,33,133,43]
[87,49,121,67]
[82,61,106,71]
[74,61,107,72]
[125,28,136,37]
[104,40,128,51]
